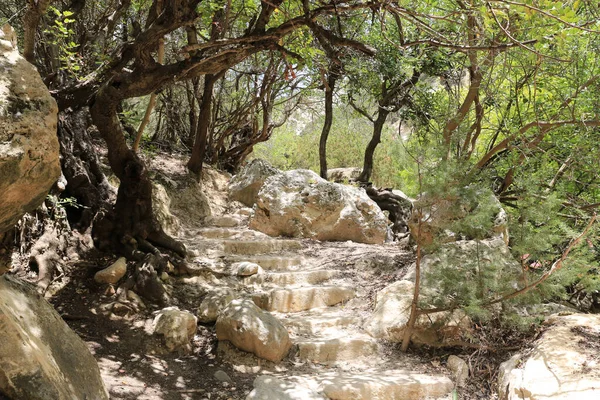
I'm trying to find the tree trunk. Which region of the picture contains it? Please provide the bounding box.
[319,69,338,179]
[23,0,52,64]
[358,108,390,183]
[90,84,185,258]
[57,108,114,229]
[187,74,217,178]
[364,186,412,236]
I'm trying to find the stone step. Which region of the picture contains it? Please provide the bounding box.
[319,370,454,400]
[242,270,338,287]
[279,308,362,336]
[197,227,240,239]
[225,255,305,271]
[295,334,379,363]
[222,239,303,255]
[206,215,242,228]
[252,286,354,313]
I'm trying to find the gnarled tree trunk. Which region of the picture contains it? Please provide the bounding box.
[90,84,185,259]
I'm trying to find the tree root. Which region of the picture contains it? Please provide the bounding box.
[132,254,169,306]
[364,185,414,238]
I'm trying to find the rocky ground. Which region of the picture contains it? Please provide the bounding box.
[15,152,599,400]
[30,154,469,400]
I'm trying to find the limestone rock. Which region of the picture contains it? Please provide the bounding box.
[197,288,237,323]
[321,370,454,400]
[246,375,326,400]
[409,188,508,246]
[0,275,109,399]
[94,257,128,284]
[207,214,241,228]
[447,355,469,387]
[498,314,600,400]
[234,261,262,277]
[229,159,279,207]
[364,280,412,340]
[170,176,212,227]
[252,286,355,313]
[327,167,361,183]
[152,182,180,236]
[216,299,292,362]
[412,237,521,296]
[364,280,470,345]
[152,307,198,353]
[249,169,388,244]
[0,24,60,234]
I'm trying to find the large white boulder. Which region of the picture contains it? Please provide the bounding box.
[498,314,600,399]
[216,299,292,362]
[229,159,279,207]
[0,275,109,399]
[249,169,388,244]
[0,24,60,234]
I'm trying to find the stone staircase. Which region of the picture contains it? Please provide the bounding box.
[178,214,454,400]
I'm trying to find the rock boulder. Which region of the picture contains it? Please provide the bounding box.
[152,182,180,236]
[250,169,388,244]
[364,280,470,346]
[152,307,198,354]
[216,299,292,362]
[94,257,128,284]
[0,275,109,399]
[229,159,279,207]
[498,313,600,399]
[0,24,60,234]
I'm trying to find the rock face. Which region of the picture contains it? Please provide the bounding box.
[216,299,292,362]
[229,159,279,207]
[250,169,388,244]
[152,307,198,353]
[0,24,60,234]
[498,314,600,400]
[0,275,109,399]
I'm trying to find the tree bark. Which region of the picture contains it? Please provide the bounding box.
[357,108,390,183]
[57,108,114,229]
[319,67,339,179]
[90,83,185,258]
[23,0,53,64]
[187,74,218,178]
